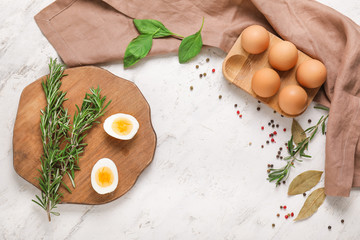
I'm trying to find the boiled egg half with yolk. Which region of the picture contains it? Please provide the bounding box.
[91,158,118,194]
[103,113,139,140]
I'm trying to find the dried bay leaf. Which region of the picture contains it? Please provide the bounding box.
[294,187,326,221]
[292,119,306,145]
[288,170,323,195]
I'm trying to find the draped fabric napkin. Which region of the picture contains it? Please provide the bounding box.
[35,0,360,197]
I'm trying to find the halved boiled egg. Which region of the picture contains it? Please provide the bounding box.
[91,158,118,195]
[103,113,139,140]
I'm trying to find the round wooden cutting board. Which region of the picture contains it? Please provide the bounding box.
[13,66,156,204]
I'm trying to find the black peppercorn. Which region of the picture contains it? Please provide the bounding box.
[303,193,306,197]
[276,124,279,128]
[271,120,274,123]
[328,226,331,230]
[206,58,210,62]
[308,119,312,123]
[341,219,344,224]
[234,104,237,108]
[218,95,222,99]
[266,140,270,144]
[190,86,193,91]
[196,65,199,69]
[200,74,203,78]
[257,107,261,111]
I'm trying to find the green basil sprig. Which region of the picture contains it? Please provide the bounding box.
[124,18,204,68]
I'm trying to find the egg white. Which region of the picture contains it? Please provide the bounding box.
[91,158,118,195]
[103,113,139,140]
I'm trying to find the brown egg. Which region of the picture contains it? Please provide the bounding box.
[269,41,298,71]
[296,59,327,88]
[241,25,270,54]
[251,68,281,98]
[278,85,308,115]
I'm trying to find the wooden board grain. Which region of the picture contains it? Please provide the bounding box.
[222,31,321,117]
[13,66,156,204]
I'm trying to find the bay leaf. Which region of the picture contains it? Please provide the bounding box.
[288,170,323,195]
[294,187,326,221]
[292,119,306,145]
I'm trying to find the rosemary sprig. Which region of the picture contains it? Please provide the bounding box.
[32,59,111,221]
[267,106,329,185]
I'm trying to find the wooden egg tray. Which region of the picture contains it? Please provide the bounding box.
[222,30,321,117]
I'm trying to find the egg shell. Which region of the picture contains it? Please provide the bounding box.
[269,41,298,71]
[241,25,270,54]
[296,59,327,88]
[103,113,139,140]
[278,85,308,115]
[251,68,281,98]
[91,158,119,195]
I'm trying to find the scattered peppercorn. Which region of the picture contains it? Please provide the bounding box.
[234,104,237,107]
[280,156,283,160]
[341,219,344,224]
[261,126,264,130]
[204,73,207,77]
[268,164,271,168]
[219,95,222,99]
[258,100,261,103]
[281,115,284,117]
[237,110,240,114]
[276,155,279,159]
[285,143,288,146]
[196,65,199,69]
[267,169,271,173]
[239,114,242,118]
[268,122,271,126]
[266,140,270,144]
[249,142,252,146]
[277,213,280,217]
[272,124,275,128]
[272,223,275,228]
[212,68,215,73]
[280,206,283,209]
[257,107,261,111]
[285,215,288,219]
[271,164,273,168]
[283,206,287,210]
[270,133,273,137]
[190,86,193,91]
[279,147,283,151]
[274,110,276,113]
[308,119,312,123]
[328,226,331,230]
[291,212,294,217]
[283,128,286,132]
[276,124,279,128]
[206,58,210,62]
[278,151,281,155]
[282,181,286,184]
[200,74,203,78]
[274,131,277,135]
[271,120,274,123]
[271,138,275,143]
[303,193,306,197]
[261,145,264,148]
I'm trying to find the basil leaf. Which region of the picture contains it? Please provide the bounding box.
[134,19,173,38]
[124,34,153,68]
[178,18,204,63]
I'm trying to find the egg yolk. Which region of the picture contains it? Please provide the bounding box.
[111,117,133,136]
[95,167,114,187]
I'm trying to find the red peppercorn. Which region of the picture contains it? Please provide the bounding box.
[283,206,287,210]
[271,138,275,143]
[240,115,242,118]
[261,126,264,130]
[273,131,277,135]
[237,110,240,114]
[285,215,288,219]
[212,68,215,73]
[283,128,286,132]
[291,212,294,217]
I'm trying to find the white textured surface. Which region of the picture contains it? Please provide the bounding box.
[1,0,360,239]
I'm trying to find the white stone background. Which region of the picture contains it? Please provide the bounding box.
[1,0,360,239]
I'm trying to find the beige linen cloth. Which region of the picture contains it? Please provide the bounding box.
[35,0,360,197]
